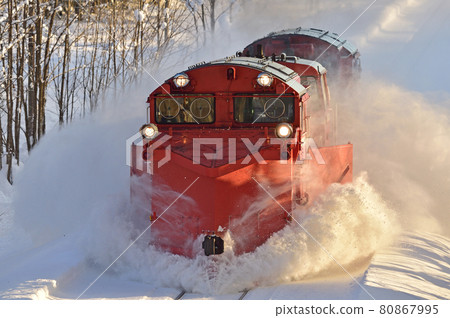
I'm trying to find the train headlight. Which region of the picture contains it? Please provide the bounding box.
[173,73,190,88]
[140,124,158,140]
[275,123,293,138]
[256,72,273,87]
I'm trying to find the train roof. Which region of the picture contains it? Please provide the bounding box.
[187,56,306,95]
[281,56,327,75]
[263,27,359,56]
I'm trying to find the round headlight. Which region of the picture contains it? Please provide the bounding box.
[140,124,158,140]
[275,123,293,138]
[256,72,273,87]
[173,73,190,88]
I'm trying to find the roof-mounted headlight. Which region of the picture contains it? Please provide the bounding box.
[173,73,190,88]
[256,72,273,87]
[275,123,293,138]
[140,123,158,140]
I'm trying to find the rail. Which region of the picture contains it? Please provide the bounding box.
[174,289,251,300]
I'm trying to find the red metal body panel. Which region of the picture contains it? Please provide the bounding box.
[148,147,291,256]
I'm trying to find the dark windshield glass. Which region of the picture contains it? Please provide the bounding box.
[155,95,214,124]
[234,95,295,123]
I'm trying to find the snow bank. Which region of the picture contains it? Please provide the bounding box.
[364,232,450,300]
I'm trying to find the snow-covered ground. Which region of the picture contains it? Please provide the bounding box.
[1,230,448,300]
[0,0,449,301]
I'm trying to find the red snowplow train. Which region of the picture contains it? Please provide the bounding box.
[243,27,361,81]
[130,27,357,257]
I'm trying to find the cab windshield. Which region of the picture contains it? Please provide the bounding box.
[234,95,295,123]
[155,95,215,124]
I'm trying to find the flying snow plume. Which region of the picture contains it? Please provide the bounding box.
[12,81,154,247]
[81,173,396,295]
[337,78,450,236]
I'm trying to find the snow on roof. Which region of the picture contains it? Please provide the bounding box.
[266,27,359,56]
[282,56,327,74]
[187,56,306,95]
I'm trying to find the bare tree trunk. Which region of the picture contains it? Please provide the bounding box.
[6,0,14,183]
[26,2,36,150]
[201,4,206,44]
[209,0,216,33]
[15,13,25,165]
[156,1,161,49]
[113,0,117,77]
[39,4,57,138]
[35,0,42,142]
[164,0,169,43]
[89,19,99,111]
[59,32,69,125]
[187,2,199,48]
[134,5,141,68]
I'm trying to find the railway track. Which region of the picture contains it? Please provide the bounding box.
[238,289,250,300]
[174,290,186,300]
[175,289,250,300]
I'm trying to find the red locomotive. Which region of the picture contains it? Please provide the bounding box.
[130,54,353,257]
[243,27,361,82]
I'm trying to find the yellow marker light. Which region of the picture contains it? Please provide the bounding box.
[173,73,190,88]
[257,72,273,87]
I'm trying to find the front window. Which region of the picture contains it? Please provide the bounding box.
[234,95,295,123]
[301,76,323,113]
[155,95,215,124]
[301,76,326,144]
